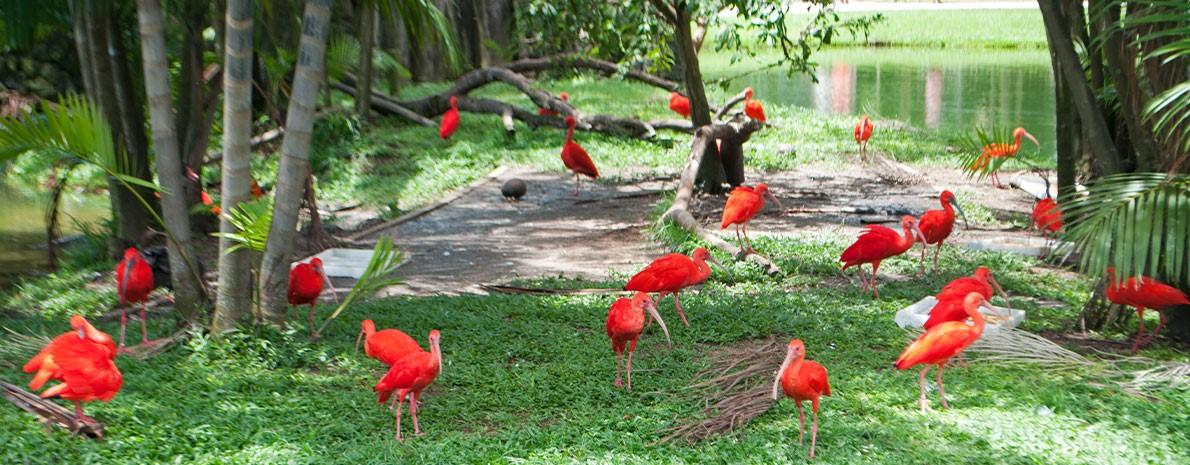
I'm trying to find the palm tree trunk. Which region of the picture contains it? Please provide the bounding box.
[356,2,376,117]
[259,0,333,326]
[213,0,255,334]
[137,0,205,323]
[105,9,156,246]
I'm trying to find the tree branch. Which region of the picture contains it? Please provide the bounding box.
[503,55,680,91]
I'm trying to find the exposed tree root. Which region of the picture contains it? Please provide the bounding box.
[1,381,106,440]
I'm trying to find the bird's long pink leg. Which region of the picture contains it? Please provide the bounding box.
[140,302,150,345]
[411,392,423,436]
[118,307,128,350]
[1143,310,1169,346]
[936,363,949,410]
[72,400,95,424]
[918,243,927,277]
[625,348,634,390]
[613,350,624,388]
[742,224,754,253]
[735,225,744,251]
[917,366,932,413]
[856,266,869,293]
[871,262,882,299]
[394,397,404,440]
[672,292,691,326]
[809,403,819,458]
[933,243,943,274]
[796,402,805,446]
[1132,306,1147,353]
[571,174,582,196]
[308,303,316,339]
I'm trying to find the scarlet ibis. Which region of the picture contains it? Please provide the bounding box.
[439,96,460,140]
[356,319,423,366]
[1105,267,1190,353]
[288,258,333,338]
[560,116,599,195]
[669,92,691,119]
[250,178,264,199]
[916,190,969,275]
[924,267,1010,330]
[183,166,222,215]
[854,115,873,159]
[1032,197,1062,250]
[771,339,831,459]
[971,127,1040,188]
[115,247,154,350]
[23,315,122,423]
[720,183,784,253]
[895,293,997,412]
[606,292,671,389]
[538,92,569,116]
[840,216,925,299]
[744,87,766,122]
[624,247,724,327]
[375,330,442,440]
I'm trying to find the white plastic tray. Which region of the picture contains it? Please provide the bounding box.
[895,296,1025,335]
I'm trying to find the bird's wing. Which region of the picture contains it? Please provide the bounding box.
[370,330,424,365]
[804,361,831,397]
[936,278,985,301]
[922,297,967,329]
[721,189,762,228]
[625,254,692,292]
[917,210,952,243]
[606,298,631,337]
[375,353,430,396]
[895,323,974,369]
[840,225,899,264]
[561,144,599,178]
[41,341,123,400]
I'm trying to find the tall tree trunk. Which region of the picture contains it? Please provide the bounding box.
[356,2,376,117]
[213,0,255,334]
[476,0,513,66]
[259,0,333,326]
[1048,0,1081,194]
[1038,0,1121,175]
[668,1,727,193]
[1097,3,1159,172]
[137,0,205,323]
[178,0,214,231]
[104,8,156,247]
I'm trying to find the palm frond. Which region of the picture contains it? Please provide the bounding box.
[315,237,406,336]
[384,0,462,72]
[210,197,273,254]
[954,125,1037,181]
[1058,173,1190,287]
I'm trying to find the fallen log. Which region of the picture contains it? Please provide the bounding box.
[1,381,106,440]
[503,54,681,91]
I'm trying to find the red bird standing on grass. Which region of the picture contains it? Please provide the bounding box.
[854,115,873,158]
[916,190,969,275]
[1105,267,1190,353]
[924,267,1010,330]
[606,292,671,390]
[624,248,723,327]
[744,87,766,122]
[840,216,925,299]
[375,330,442,440]
[772,339,831,459]
[115,247,154,350]
[560,116,599,194]
[356,319,423,366]
[289,258,332,338]
[23,315,122,423]
[669,92,691,119]
[539,92,569,116]
[896,293,998,412]
[1032,197,1062,248]
[439,96,460,140]
[721,183,784,253]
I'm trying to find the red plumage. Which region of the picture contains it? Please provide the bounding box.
[374,330,442,439]
[840,216,923,299]
[357,319,423,366]
[115,247,154,349]
[624,248,718,326]
[561,116,599,194]
[924,267,1005,329]
[1106,267,1190,353]
[721,183,781,253]
[669,92,691,119]
[970,127,1039,188]
[24,315,122,422]
[772,339,830,458]
[916,190,965,275]
[289,258,327,338]
[1032,198,1062,235]
[439,96,460,140]
[606,292,669,389]
[896,293,990,412]
[744,87,766,122]
[539,92,569,116]
[854,115,873,156]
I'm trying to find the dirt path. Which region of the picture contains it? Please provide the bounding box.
[352,162,1049,296]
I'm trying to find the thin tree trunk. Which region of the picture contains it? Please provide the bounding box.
[259,0,333,326]
[356,2,376,117]
[213,0,255,334]
[137,0,204,322]
[105,9,156,248]
[178,0,213,231]
[69,1,98,112]
[1048,1,1080,195]
[1097,4,1159,172]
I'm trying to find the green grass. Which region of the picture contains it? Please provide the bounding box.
[822,10,1049,49]
[2,236,1187,464]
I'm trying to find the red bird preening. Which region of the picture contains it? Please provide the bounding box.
[970,127,1040,188]
[1105,267,1190,353]
[854,115,873,159]
[721,183,784,254]
[606,292,671,390]
[744,87,766,122]
[916,190,969,275]
[771,339,831,459]
[561,116,599,195]
[375,329,442,440]
[896,293,997,412]
[115,247,154,350]
[840,216,925,299]
[539,92,569,116]
[624,247,723,327]
[356,319,423,366]
[923,267,1010,330]
[24,315,122,423]
[439,96,460,140]
[289,258,332,338]
[669,92,691,119]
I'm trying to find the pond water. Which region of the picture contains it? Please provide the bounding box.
[712,48,1057,156]
[0,185,109,288]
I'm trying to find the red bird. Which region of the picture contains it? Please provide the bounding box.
[288,258,332,338]
[771,339,831,459]
[1032,197,1062,252]
[896,293,997,412]
[744,87,766,122]
[720,183,784,253]
[356,319,423,366]
[538,92,569,116]
[924,267,1010,330]
[854,115,874,158]
[840,216,925,299]
[23,315,122,423]
[250,178,264,199]
[439,96,460,140]
[970,126,1040,188]
[606,292,671,389]
[115,247,154,350]
[1105,267,1190,353]
[560,116,599,194]
[669,92,691,119]
[375,330,442,440]
[624,247,723,327]
[916,190,969,275]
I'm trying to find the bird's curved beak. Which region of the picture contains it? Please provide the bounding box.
[951,198,970,230]
[989,275,1011,308]
[645,300,671,348]
[765,191,786,213]
[354,329,365,356]
[772,346,797,400]
[979,298,1006,319]
[911,223,926,245]
[431,336,443,375]
[706,254,731,279]
[1023,130,1041,151]
[77,326,86,340]
[314,263,340,306]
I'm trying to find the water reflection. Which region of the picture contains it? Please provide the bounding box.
[0,185,109,287]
